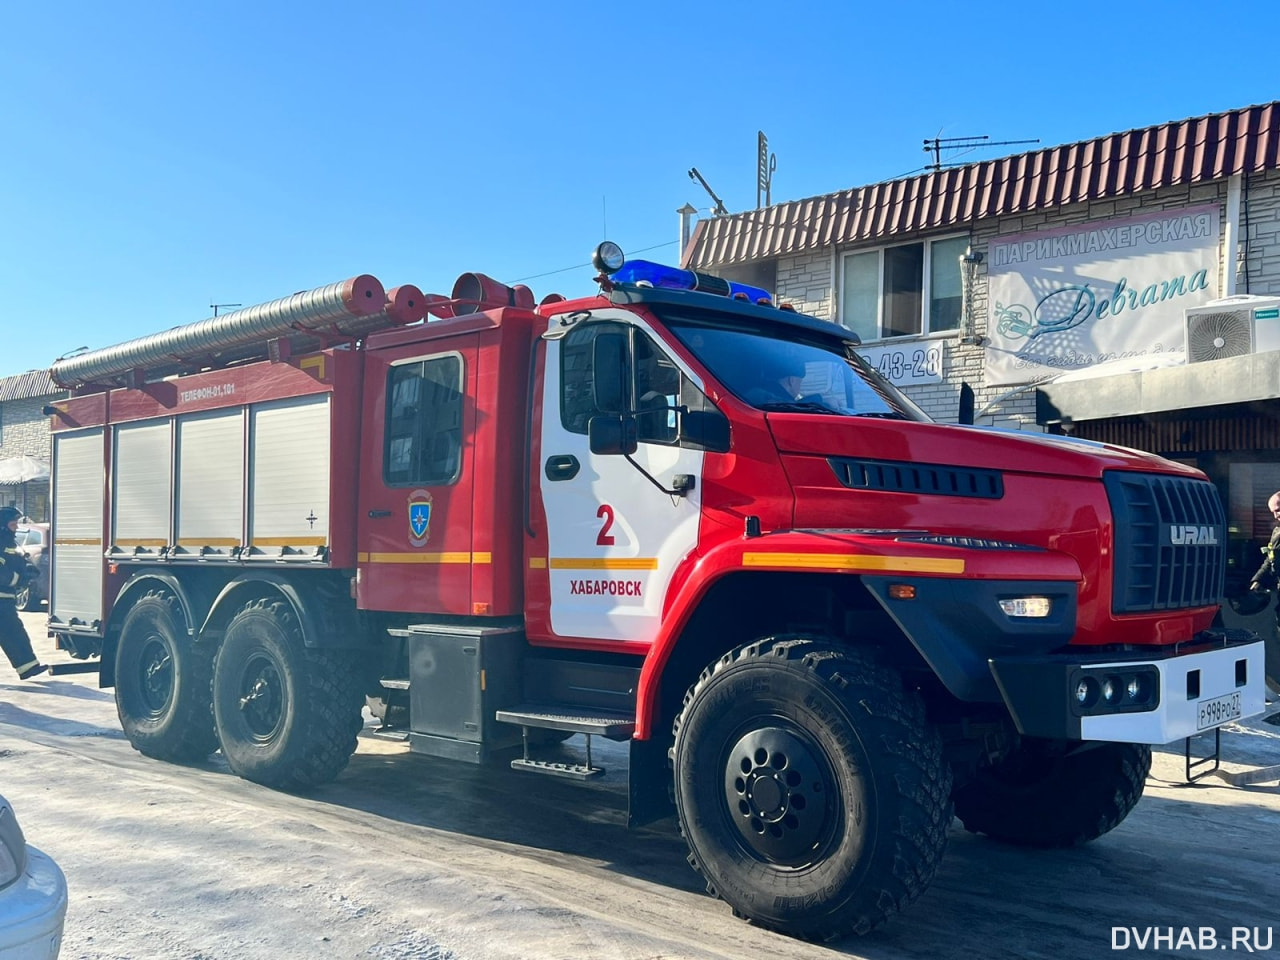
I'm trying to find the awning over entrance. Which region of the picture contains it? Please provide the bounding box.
[1036,352,1280,426]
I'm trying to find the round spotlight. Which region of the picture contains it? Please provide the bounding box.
[1074,677,1099,708]
[1102,678,1117,704]
[592,241,626,275]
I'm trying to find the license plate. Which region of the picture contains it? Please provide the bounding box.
[1196,691,1242,730]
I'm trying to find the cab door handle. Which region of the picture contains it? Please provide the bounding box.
[544,455,580,481]
[368,509,392,519]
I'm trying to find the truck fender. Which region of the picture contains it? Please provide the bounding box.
[635,531,1083,739]
[199,572,361,650]
[101,572,217,688]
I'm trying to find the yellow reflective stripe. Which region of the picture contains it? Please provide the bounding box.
[528,557,547,569]
[176,538,239,547]
[361,552,491,564]
[113,538,169,547]
[549,558,659,571]
[54,538,102,546]
[250,537,327,548]
[742,552,965,574]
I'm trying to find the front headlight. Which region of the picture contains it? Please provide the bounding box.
[0,802,29,889]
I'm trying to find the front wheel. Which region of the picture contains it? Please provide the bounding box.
[672,637,952,940]
[213,598,365,791]
[115,590,218,762]
[952,739,1151,847]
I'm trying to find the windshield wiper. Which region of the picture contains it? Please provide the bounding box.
[847,411,906,419]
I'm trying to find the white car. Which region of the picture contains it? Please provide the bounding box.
[0,795,65,959]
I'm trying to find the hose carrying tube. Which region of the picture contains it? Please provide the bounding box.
[51,275,386,388]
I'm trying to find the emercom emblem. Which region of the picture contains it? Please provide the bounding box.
[408,489,433,547]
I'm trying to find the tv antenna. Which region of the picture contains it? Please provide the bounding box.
[922,134,1040,172]
[210,302,242,317]
[688,167,729,217]
[756,131,777,208]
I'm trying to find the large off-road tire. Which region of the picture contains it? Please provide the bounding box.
[115,590,218,762]
[952,739,1151,848]
[671,637,952,940]
[213,598,365,791]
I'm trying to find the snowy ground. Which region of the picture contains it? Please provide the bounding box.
[2,609,1278,960]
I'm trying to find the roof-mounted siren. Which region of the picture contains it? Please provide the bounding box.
[450,273,536,316]
[1184,295,1280,363]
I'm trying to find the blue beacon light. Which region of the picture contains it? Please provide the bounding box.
[594,243,773,305]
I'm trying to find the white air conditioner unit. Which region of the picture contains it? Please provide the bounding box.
[1184,295,1280,363]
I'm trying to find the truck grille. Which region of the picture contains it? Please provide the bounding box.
[1105,471,1225,613]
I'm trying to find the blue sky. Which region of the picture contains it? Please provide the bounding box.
[2,0,1277,375]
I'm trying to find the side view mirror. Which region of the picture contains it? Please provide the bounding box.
[588,415,638,456]
[680,410,731,453]
[592,332,629,413]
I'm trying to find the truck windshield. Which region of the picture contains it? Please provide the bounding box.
[661,313,931,421]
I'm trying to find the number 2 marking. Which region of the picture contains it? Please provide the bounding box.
[596,504,616,546]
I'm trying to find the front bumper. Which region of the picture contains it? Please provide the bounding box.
[990,632,1267,745]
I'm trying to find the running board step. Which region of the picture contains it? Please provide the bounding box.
[379,678,410,691]
[495,706,635,741]
[509,758,605,781]
[498,706,635,780]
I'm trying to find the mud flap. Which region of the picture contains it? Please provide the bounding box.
[627,736,673,828]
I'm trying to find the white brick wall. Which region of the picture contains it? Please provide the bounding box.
[0,396,56,460]
[0,394,60,520]
[766,170,1280,426]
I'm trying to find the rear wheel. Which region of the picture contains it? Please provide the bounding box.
[115,590,218,762]
[952,739,1151,847]
[672,637,952,940]
[213,598,365,791]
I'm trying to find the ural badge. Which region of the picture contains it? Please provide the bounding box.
[408,489,433,547]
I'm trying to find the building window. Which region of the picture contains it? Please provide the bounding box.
[840,234,969,341]
[384,355,464,486]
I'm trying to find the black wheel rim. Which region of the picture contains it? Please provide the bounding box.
[137,635,174,718]
[722,723,839,867]
[236,652,285,742]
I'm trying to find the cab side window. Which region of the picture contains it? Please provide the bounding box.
[560,323,711,447]
[560,322,628,435]
[384,355,464,486]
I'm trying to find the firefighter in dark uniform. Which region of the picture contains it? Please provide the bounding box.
[1248,491,1280,598]
[1247,492,1280,715]
[0,506,46,680]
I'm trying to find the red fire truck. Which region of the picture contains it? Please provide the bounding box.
[44,243,1266,939]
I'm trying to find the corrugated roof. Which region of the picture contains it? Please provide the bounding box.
[685,101,1280,269]
[0,370,60,403]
